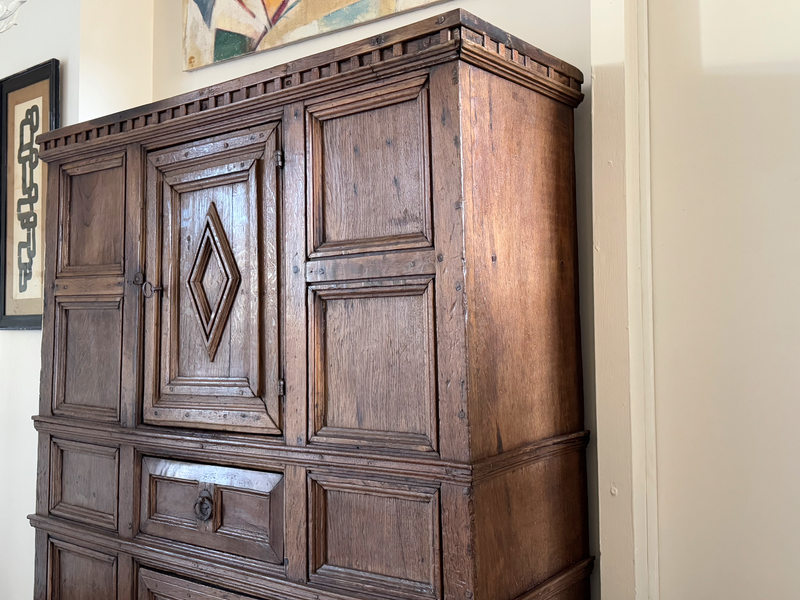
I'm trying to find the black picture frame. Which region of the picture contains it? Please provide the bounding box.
[0,59,60,329]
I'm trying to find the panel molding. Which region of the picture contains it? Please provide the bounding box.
[308,472,441,600]
[33,415,472,484]
[306,75,433,258]
[48,537,118,600]
[472,431,590,485]
[57,152,126,278]
[52,297,123,422]
[49,438,119,531]
[306,248,437,283]
[186,202,242,363]
[138,568,261,600]
[513,558,594,600]
[38,10,583,161]
[308,277,438,453]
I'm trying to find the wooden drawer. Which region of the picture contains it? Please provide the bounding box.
[139,457,284,564]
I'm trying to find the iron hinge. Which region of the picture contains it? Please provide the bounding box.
[274,150,285,169]
[278,379,285,396]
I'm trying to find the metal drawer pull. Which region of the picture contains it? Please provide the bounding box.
[194,490,214,521]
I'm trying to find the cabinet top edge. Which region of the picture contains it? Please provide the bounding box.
[37,9,584,156]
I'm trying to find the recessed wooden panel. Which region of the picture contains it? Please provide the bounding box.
[307,76,432,256]
[49,538,117,600]
[152,476,199,527]
[49,439,119,530]
[309,473,441,600]
[309,278,437,452]
[217,486,276,545]
[53,298,122,422]
[59,153,126,275]
[140,457,284,564]
[143,126,281,434]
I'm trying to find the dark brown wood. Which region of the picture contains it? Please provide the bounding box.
[31,11,590,600]
[308,277,438,453]
[428,61,472,465]
[36,10,582,162]
[138,568,258,600]
[52,297,123,422]
[306,73,433,258]
[283,101,307,452]
[58,153,126,276]
[461,64,584,461]
[283,464,307,582]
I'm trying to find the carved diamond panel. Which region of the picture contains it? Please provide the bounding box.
[187,202,241,362]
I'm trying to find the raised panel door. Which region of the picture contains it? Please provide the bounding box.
[143,125,282,434]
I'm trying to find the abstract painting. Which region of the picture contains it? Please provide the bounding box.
[0,59,59,329]
[184,0,445,70]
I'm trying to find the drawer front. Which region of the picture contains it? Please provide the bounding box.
[140,457,284,564]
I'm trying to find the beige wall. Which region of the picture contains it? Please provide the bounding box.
[649,0,800,597]
[78,0,154,121]
[0,2,80,598]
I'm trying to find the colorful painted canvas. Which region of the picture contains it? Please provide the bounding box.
[183,0,445,70]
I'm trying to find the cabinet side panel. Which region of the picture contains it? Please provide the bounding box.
[462,65,583,461]
[474,452,589,600]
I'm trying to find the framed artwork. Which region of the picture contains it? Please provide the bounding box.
[184,0,445,70]
[0,59,59,329]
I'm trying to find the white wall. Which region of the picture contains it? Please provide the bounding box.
[0,2,80,598]
[649,0,800,597]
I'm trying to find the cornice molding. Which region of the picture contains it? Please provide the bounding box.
[38,9,584,160]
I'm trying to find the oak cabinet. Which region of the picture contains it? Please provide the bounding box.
[31,10,591,600]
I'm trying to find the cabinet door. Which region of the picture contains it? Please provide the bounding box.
[304,75,439,453]
[46,150,138,426]
[143,125,281,434]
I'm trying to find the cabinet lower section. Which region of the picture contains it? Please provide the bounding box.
[34,523,592,600]
[31,428,592,600]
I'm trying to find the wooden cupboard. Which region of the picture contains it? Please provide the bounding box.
[30,10,591,600]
